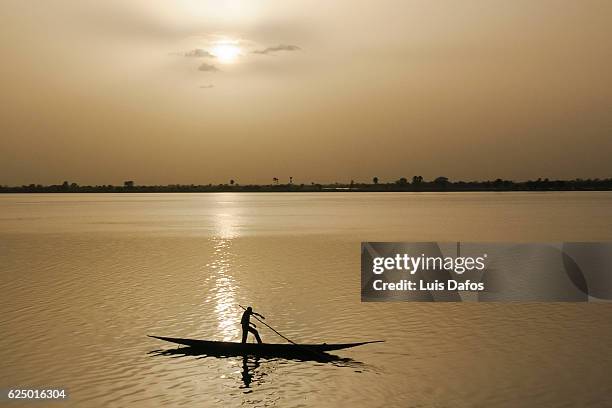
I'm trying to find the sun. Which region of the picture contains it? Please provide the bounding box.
[210,42,241,64]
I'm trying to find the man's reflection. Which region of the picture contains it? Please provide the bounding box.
[240,355,261,389]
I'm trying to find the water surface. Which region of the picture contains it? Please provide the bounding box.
[1,193,611,407]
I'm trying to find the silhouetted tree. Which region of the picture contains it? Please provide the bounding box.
[434,176,449,184]
[412,176,423,184]
[289,176,293,184]
[230,179,235,185]
[373,177,379,184]
[396,177,408,186]
[273,177,279,185]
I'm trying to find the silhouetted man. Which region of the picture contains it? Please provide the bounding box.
[241,306,264,344]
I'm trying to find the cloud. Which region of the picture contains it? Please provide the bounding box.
[184,48,214,58]
[200,84,214,89]
[198,63,218,72]
[253,44,301,55]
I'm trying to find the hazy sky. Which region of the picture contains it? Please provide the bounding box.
[1,0,610,185]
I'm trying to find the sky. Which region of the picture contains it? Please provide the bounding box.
[1,0,611,185]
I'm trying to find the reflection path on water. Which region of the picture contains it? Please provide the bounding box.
[204,237,239,341]
[203,202,242,341]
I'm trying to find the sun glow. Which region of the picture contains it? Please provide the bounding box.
[210,42,241,64]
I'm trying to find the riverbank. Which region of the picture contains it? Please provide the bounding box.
[2,178,611,193]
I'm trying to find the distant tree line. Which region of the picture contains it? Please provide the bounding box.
[1,177,611,193]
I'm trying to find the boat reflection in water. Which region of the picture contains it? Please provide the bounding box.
[148,345,364,389]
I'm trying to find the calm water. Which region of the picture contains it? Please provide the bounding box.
[1,192,612,407]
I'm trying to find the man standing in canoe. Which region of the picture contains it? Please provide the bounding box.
[241,306,264,344]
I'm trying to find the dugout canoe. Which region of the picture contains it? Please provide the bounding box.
[149,335,382,358]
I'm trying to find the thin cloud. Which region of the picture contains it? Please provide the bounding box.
[253,44,301,55]
[185,48,214,58]
[198,63,218,72]
[200,84,214,89]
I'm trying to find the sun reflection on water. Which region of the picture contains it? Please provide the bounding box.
[202,199,241,341]
[203,237,240,341]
